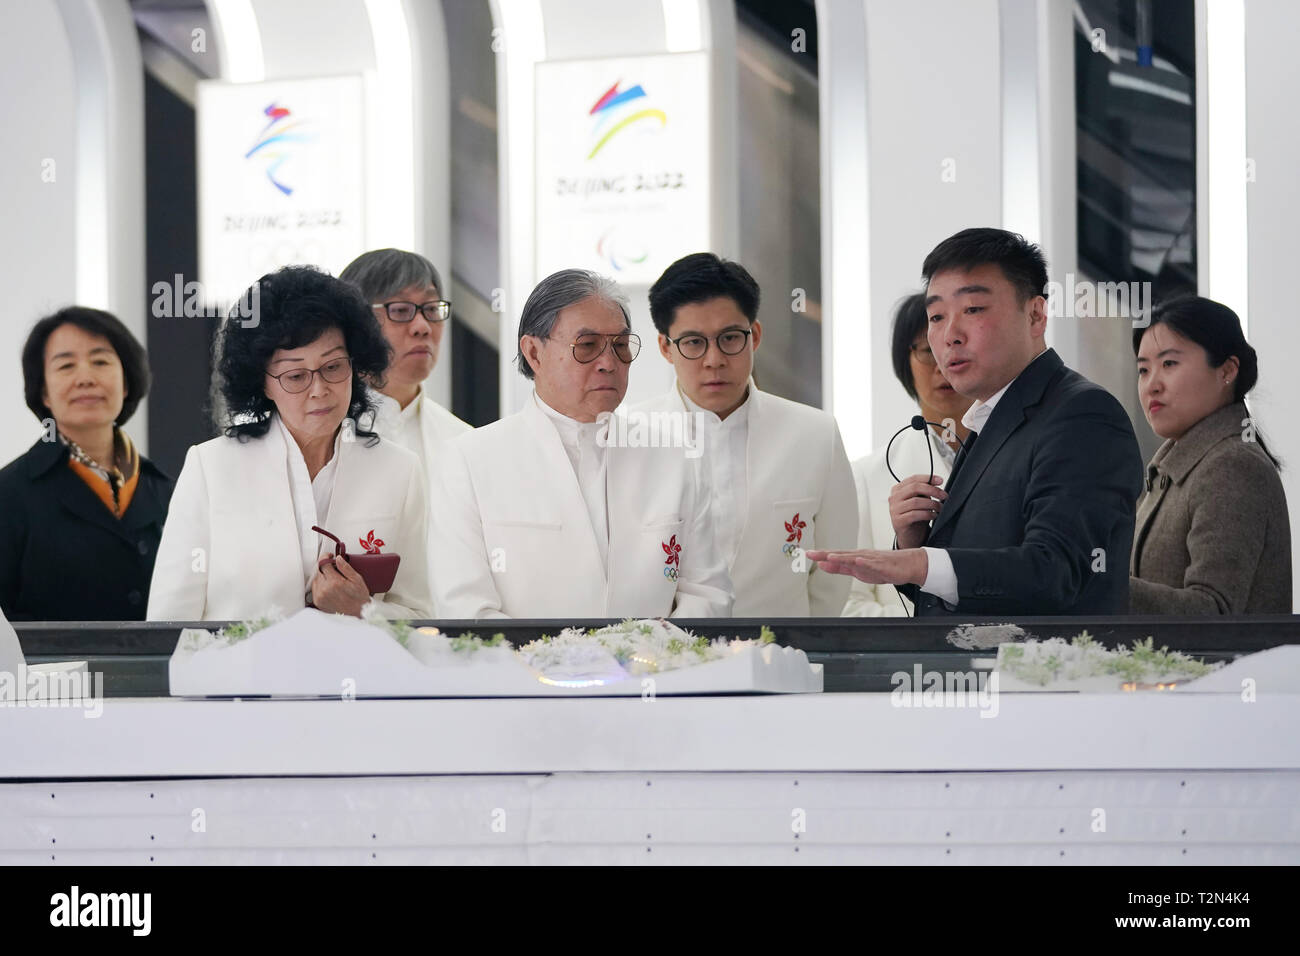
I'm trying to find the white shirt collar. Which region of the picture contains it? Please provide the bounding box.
[371,385,423,426]
[533,390,605,442]
[531,390,609,566]
[960,348,1048,434]
[274,413,344,589]
[678,380,753,430]
[274,412,342,473]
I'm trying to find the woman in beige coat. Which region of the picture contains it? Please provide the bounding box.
[1130,295,1290,613]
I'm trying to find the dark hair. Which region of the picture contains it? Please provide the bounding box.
[22,306,150,425]
[215,266,392,442]
[921,227,1049,305]
[889,293,930,401]
[338,248,444,303]
[648,252,761,335]
[1133,294,1279,469]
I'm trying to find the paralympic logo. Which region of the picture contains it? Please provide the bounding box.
[596,226,649,271]
[587,80,667,160]
[245,102,314,196]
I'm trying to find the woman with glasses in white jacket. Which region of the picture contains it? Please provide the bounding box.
[147,266,431,622]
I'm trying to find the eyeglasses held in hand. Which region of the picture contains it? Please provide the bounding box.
[666,328,752,360]
[375,300,452,323]
[564,331,641,364]
[266,357,353,393]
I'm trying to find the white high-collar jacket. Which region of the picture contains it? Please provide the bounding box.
[366,387,473,480]
[630,384,858,616]
[147,416,431,621]
[428,394,733,619]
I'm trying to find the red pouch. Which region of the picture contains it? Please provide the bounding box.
[312,525,401,595]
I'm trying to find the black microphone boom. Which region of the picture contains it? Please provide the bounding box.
[885,417,966,484]
[881,414,961,620]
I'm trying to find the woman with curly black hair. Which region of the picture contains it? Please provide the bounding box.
[148,266,432,621]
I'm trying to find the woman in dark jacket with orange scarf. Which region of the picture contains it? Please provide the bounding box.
[0,307,173,620]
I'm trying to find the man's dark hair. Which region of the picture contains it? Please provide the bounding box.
[921,228,1049,305]
[648,252,761,335]
[889,292,929,402]
[23,306,150,424]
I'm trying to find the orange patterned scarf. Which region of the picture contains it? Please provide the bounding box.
[62,428,141,518]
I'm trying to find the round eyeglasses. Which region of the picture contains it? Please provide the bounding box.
[910,342,938,367]
[266,357,353,394]
[565,332,641,365]
[375,300,451,323]
[666,328,752,360]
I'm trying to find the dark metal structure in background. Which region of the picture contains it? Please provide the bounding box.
[1075,0,1197,301]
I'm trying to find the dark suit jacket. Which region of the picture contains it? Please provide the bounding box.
[899,349,1143,616]
[0,437,174,621]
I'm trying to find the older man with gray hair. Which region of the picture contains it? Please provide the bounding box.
[430,269,733,619]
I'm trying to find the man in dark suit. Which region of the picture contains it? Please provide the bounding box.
[809,228,1143,615]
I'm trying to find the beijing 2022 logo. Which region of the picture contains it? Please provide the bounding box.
[586,80,666,160]
[588,81,664,270]
[245,102,314,196]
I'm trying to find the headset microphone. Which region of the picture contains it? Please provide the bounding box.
[885,417,968,484]
[881,415,968,618]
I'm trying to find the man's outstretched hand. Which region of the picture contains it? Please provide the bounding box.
[805,548,929,586]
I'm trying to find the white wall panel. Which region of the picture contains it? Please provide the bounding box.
[3,771,1296,864]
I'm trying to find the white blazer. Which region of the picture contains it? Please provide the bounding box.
[364,388,472,479]
[147,418,431,621]
[364,390,471,617]
[843,423,954,616]
[417,393,473,459]
[630,385,858,617]
[429,396,733,619]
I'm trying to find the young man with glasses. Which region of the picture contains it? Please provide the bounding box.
[429,269,733,619]
[630,253,858,617]
[339,248,471,482]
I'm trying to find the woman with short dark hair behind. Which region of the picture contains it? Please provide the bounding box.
[842,293,973,616]
[0,307,173,620]
[1131,294,1291,613]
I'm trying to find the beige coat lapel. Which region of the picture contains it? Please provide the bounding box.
[1131,459,1170,575]
[1131,401,1249,576]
